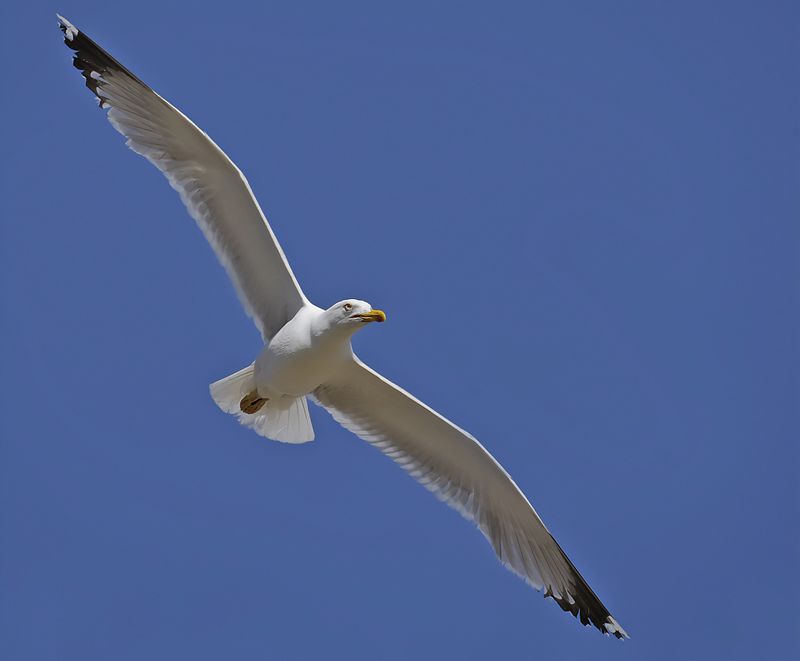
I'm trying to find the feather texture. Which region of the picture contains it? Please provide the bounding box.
[57,15,307,341]
[313,358,628,638]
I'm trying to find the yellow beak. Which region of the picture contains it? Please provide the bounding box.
[353,309,387,323]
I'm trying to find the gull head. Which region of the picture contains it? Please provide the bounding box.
[320,299,386,334]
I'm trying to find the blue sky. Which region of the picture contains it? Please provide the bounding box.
[2,1,798,659]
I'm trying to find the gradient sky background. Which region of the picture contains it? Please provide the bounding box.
[2,2,798,659]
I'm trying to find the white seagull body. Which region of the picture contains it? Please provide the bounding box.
[57,15,628,638]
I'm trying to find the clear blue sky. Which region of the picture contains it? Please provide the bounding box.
[1,2,797,659]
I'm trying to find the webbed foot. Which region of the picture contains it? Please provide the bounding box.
[240,390,268,414]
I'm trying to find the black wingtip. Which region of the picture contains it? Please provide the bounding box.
[56,14,152,107]
[544,582,629,639]
[541,531,629,640]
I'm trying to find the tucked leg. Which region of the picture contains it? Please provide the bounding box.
[240,390,268,414]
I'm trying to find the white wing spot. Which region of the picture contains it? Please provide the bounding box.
[56,14,78,41]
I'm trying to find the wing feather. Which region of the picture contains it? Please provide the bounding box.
[57,15,307,340]
[313,358,628,638]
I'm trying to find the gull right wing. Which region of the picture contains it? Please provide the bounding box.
[57,15,308,341]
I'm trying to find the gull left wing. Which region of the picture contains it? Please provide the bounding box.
[57,15,308,341]
[312,357,628,638]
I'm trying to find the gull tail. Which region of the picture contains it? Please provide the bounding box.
[209,364,315,444]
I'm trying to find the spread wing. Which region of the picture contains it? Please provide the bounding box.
[312,357,628,638]
[57,15,308,340]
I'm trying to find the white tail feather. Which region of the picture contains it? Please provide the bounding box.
[209,363,257,414]
[209,364,315,444]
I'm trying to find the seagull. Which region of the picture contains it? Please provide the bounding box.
[56,15,628,639]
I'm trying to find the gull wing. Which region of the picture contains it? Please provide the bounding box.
[57,15,308,340]
[312,357,628,638]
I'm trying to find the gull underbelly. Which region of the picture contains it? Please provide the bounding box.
[255,341,344,398]
[254,306,350,398]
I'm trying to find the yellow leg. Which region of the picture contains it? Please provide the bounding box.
[240,390,268,414]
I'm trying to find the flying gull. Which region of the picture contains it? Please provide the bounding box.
[56,15,628,638]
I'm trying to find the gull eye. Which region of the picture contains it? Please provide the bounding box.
[343,303,353,312]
